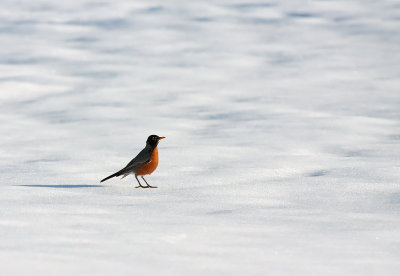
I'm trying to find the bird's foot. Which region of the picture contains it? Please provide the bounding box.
[135,185,147,188]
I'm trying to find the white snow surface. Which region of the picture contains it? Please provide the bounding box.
[1,0,399,275]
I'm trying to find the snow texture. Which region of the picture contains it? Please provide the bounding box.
[0,0,399,275]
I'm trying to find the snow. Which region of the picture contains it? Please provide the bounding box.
[1,0,399,275]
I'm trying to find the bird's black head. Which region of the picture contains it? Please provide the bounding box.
[146,135,165,148]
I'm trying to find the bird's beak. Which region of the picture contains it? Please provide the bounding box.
[158,136,166,140]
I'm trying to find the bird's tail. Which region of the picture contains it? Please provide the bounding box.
[100,171,121,183]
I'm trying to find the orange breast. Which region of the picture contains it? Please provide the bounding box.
[136,147,159,176]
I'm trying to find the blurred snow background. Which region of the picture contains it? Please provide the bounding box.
[0,0,399,275]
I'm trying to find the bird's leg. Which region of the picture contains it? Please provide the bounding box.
[141,176,157,188]
[135,175,147,188]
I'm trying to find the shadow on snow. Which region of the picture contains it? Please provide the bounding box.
[18,184,103,188]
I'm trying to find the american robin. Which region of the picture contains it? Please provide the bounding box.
[100,135,165,188]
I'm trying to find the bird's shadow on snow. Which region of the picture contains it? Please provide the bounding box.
[17,184,103,188]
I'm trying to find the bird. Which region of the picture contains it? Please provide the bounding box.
[100,135,165,188]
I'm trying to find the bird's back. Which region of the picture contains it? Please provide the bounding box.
[136,147,159,175]
[122,146,153,174]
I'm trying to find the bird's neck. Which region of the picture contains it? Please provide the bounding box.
[152,146,158,157]
[146,143,158,151]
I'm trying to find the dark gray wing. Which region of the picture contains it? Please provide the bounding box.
[120,146,152,174]
[100,146,152,182]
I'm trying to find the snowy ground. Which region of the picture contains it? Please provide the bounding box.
[1,0,399,275]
